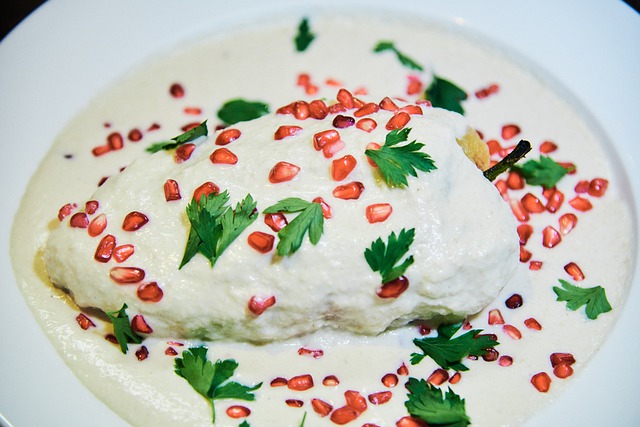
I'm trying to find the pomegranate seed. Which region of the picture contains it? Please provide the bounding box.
[92,145,111,157]
[559,162,577,174]
[368,391,392,405]
[174,143,196,163]
[354,102,380,117]
[183,106,202,115]
[559,213,578,235]
[70,212,89,228]
[286,399,304,408]
[539,140,558,153]
[131,314,153,334]
[169,83,185,98]
[105,334,118,345]
[499,355,513,367]
[399,105,423,116]
[333,181,364,200]
[501,124,521,140]
[356,118,377,132]
[333,114,355,129]
[569,196,593,211]
[107,132,124,151]
[270,377,288,387]
[564,262,585,281]
[147,123,160,132]
[505,294,523,309]
[248,295,276,315]
[137,282,163,302]
[386,112,411,130]
[165,347,178,356]
[531,372,551,392]
[509,198,530,222]
[193,182,220,202]
[247,231,274,253]
[475,83,500,99]
[550,352,576,367]
[276,102,295,115]
[291,101,309,120]
[574,180,590,193]
[322,139,346,158]
[128,128,143,142]
[487,139,502,156]
[553,363,574,379]
[297,73,310,87]
[135,346,149,361]
[517,224,533,246]
[313,129,340,151]
[366,203,393,224]
[287,374,314,391]
[407,76,423,95]
[524,317,542,331]
[494,179,509,200]
[210,148,238,165]
[331,155,357,181]
[311,398,333,417]
[94,234,116,263]
[328,103,347,114]
[85,200,99,215]
[506,172,525,190]
[396,416,428,427]
[522,193,545,213]
[269,161,300,183]
[122,211,149,232]
[337,88,356,109]
[264,212,288,232]
[427,369,449,386]
[58,202,77,221]
[298,348,324,358]
[322,375,340,386]
[545,189,565,213]
[274,125,303,140]
[312,197,333,219]
[542,226,562,248]
[488,309,505,325]
[330,406,360,425]
[482,348,500,362]
[181,123,201,134]
[379,97,399,111]
[503,324,522,340]
[377,276,409,298]
[381,373,399,388]
[397,363,409,376]
[76,313,95,330]
[226,405,251,418]
[88,213,107,237]
[309,99,329,119]
[520,246,532,263]
[588,178,609,197]
[164,179,182,201]
[344,390,367,412]
[215,128,241,146]
[109,267,145,284]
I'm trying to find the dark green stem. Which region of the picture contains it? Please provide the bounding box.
[483,139,532,181]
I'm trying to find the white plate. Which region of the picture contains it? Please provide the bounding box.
[1,1,638,426]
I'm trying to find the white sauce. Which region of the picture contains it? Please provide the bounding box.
[10,14,634,427]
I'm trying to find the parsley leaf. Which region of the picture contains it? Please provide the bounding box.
[511,155,573,188]
[146,120,208,153]
[105,303,142,354]
[411,323,498,371]
[405,378,471,427]
[553,279,612,320]
[294,17,315,52]
[425,75,467,115]
[364,228,415,283]
[263,198,324,256]
[217,99,270,125]
[365,128,437,187]
[175,346,262,423]
[239,423,251,427]
[180,191,258,269]
[373,41,424,71]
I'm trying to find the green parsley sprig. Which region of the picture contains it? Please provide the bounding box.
[105,303,142,354]
[365,128,437,188]
[217,99,270,126]
[175,346,262,424]
[294,17,315,52]
[510,155,574,188]
[405,378,471,427]
[373,40,424,71]
[425,75,467,115]
[263,198,324,257]
[364,228,415,284]
[146,120,208,153]
[553,279,612,320]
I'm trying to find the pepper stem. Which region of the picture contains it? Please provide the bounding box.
[483,139,532,182]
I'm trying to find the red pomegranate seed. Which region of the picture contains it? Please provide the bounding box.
[322,139,346,158]
[494,179,509,201]
[287,374,314,391]
[396,416,428,427]
[128,128,143,142]
[354,102,380,117]
[291,101,310,120]
[488,309,505,325]
[539,140,558,153]
[336,88,356,109]
[298,348,324,359]
[503,324,522,340]
[58,202,77,221]
[344,390,367,412]
[330,406,359,425]
[524,317,542,331]
[169,83,185,98]
[366,203,393,224]
[322,375,340,386]
[377,276,409,298]
[427,369,449,386]
[183,107,202,115]
[92,145,111,157]
[379,97,399,112]
[264,212,288,232]
[274,125,303,140]
[517,224,533,245]
[70,212,89,228]
[328,103,347,114]
[531,372,551,392]
[311,398,333,417]
[94,234,116,263]
[165,347,178,356]
[147,123,160,132]
[88,213,107,237]
[588,178,609,197]
[247,231,275,253]
[506,171,525,190]
[76,313,95,330]
[399,105,423,116]
[487,139,502,156]
[85,200,99,215]
[550,352,576,368]
[397,363,409,376]
[215,128,241,146]
[558,213,578,235]
[356,118,377,132]
[569,196,593,211]
[107,132,124,151]
[276,102,295,115]
[386,112,411,130]
[193,182,220,202]
[109,267,145,284]
[509,198,530,222]
[553,363,574,379]
[564,262,585,281]
[248,295,276,315]
[174,143,195,163]
[313,129,340,151]
[505,294,523,309]
[226,405,251,418]
[164,179,182,201]
[522,193,545,213]
[520,246,532,263]
[545,189,565,213]
[131,314,153,334]
[574,180,590,193]
[210,148,238,165]
[482,348,500,362]
[331,155,357,181]
[137,282,163,302]
[105,334,118,345]
[122,211,149,232]
[406,75,423,95]
[368,391,392,405]
[270,377,288,387]
[309,99,329,119]
[297,73,310,87]
[475,83,499,99]
[333,181,364,200]
[559,162,577,174]
[269,161,300,183]
[312,197,333,219]
[498,355,513,367]
[286,399,304,408]
[333,114,356,129]
[501,124,521,140]
[381,373,398,388]
[135,346,149,361]
[542,226,562,248]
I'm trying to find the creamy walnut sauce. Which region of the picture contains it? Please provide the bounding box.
[10,13,633,427]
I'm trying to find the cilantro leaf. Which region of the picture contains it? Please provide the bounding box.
[511,155,573,188]
[373,40,424,71]
[405,378,471,427]
[553,279,612,320]
[263,198,324,256]
[239,423,251,427]
[180,191,258,269]
[365,128,437,187]
[295,17,315,52]
[425,75,467,115]
[217,99,270,125]
[175,346,262,423]
[146,120,208,153]
[411,323,498,371]
[105,303,142,354]
[364,228,415,283]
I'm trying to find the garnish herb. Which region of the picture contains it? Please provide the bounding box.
[483,140,532,181]
[217,99,270,125]
[180,191,258,269]
[146,120,208,153]
[239,422,250,427]
[294,17,315,52]
[298,412,307,427]
[373,41,424,71]
[105,303,142,354]
[425,75,467,115]
[553,279,612,320]
[411,322,498,371]
[263,198,324,257]
[405,377,471,427]
[365,128,437,188]
[364,228,415,284]
[510,155,573,188]
[175,346,262,424]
